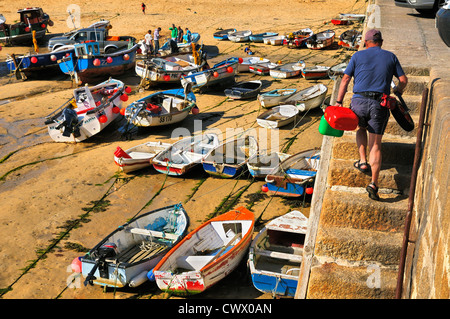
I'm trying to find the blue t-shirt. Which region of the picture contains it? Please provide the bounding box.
[344,46,405,95]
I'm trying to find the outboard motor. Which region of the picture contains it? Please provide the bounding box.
[83,243,118,286]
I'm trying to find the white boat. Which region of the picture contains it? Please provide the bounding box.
[123,87,197,128]
[224,80,262,100]
[248,210,308,297]
[81,204,189,288]
[264,35,285,45]
[247,151,291,179]
[228,30,252,42]
[257,88,297,109]
[158,33,201,56]
[301,65,330,80]
[306,30,335,50]
[151,207,255,296]
[284,84,328,112]
[256,105,300,129]
[152,133,220,176]
[338,29,362,51]
[339,13,366,22]
[270,62,303,79]
[44,78,125,143]
[248,62,278,75]
[113,141,172,173]
[180,58,238,90]
[327,62,348,80]
[237,56,271,72]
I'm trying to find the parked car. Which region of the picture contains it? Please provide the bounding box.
[436,1,450,46]
[395,0,446,14]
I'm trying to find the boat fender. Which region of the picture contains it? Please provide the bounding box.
[129,270,149,287]
[71,256,83,273]
[147,269,156,281]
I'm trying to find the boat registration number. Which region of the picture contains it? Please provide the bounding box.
[160,115,173,123]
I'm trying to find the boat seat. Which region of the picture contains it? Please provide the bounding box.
[255,248,303,263]
[129,227,179,241]
[128,151,153,159]
[176,246,233,271]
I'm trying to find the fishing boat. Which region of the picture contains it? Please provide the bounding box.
[248,210,308,298]
[327,62,348,80]
[283,28,314,48]
[180,58,238,91]
[135,50,207,86]
[81,204,189,288]
[159,33,201,56]
[58,41,139,83]
[264,35,285,45]
[113,141,172,174]
[44,78,126,142]
[284,84,328,112]
[249,32,278,43]
[213,28,236,40]
[236,56,271,72]
[263,149,320,197]
[202,136,258,178]
[0,7,52,45]
[301,65,330,80]
[269,62,303,79]
[151,207,255,296]
[247,151,291,179]
[258,88,297,108]
[228,30,252,42]
[306,30,335,50]
[331,18,352,25]
[256,105,300,129]
[339,13,366,22]
[123,86,197,128]
[248,62,278,75]
[6,45,75,78]
[224,80,262,100]
[338,29,362,50]
[152,133,220,176]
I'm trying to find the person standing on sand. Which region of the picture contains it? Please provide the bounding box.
[169,24,178,42]
[144,29,153,56]
[177,26,183,43]
[154,27,161,53]
[141,3,146,14]
[335,29,408,201]
[185,27,192,43]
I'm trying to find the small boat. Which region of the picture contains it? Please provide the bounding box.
[327,62,348,80]
[256,105,300,129]
[301,65,330,80]
[213,28,236,40]
[113,141,172,173]
[159,33,201,56]
[58,41,139,83]
[6,45,75,78]
[151,207,255,296]
[152,133,220,176]
[202,136,258,178]
[248,62,278,75]
[135,50,208,86]
[44,78,125,143]
[81,204,189,288]
[180,58,238,90]
[331,18,352,25]
[338,30,362,50]
[247,151,291,179]
[249,32,278,43]
[306,30,335,50]
[283,28,314,48]
[123,87,197,128]
[339,13,366,22]
[257,88,297,108]
[0,7,52,45]
[264,35,285,46]
[248,210,308,298]
[264,149,320,197]
[284,84,328,112]
[270,62,303,79]
[236,56,270,72]
[224,80,262,100]
[228,30,252,42]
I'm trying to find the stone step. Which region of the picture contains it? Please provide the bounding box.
[307,262,398,299]
[400,75,429,96]
[331,135,416,165]
[327,159,412,192]
[384,113,420,138]
[320,189,407,232]
[314,226,403,266]
[402,66,430,77]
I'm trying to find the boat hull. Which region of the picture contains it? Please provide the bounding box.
[113,142,171,173]
[181,59,238,90]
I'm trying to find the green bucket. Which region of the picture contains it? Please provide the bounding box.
[319,115,344,137]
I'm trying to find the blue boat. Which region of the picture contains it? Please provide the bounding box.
[213,28,236,40]
[263,149,320,197]
[6,45,74,78]
[58,41,139,83]
[202,136,258,178]
[249,32,278,43]
[180,58,238,90]
[159,32,200,55]
[248,210,308,298]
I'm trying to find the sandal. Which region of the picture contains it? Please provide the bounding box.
[354,160,371,174]
[366,182,380,201]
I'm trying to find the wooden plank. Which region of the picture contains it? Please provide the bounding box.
[130,228,179,241]
[256,249,303,263]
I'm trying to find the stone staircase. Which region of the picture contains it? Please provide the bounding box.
[304,68,429,299]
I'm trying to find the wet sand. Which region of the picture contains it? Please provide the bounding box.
[0,0,365,299]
